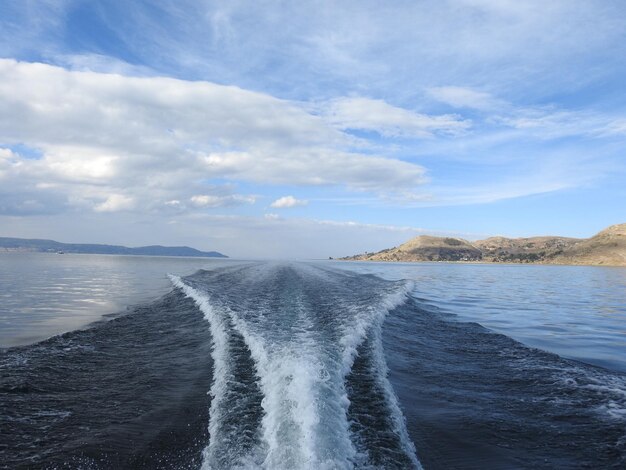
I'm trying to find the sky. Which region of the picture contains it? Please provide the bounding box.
[1,0,625,258]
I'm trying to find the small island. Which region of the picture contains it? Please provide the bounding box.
[342,223,626,267]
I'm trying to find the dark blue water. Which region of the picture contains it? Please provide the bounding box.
[1,257,625,468]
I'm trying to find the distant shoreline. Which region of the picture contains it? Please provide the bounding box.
[0,250,232,260]
[0,236,228,259]
[341,223,626,267]
[338,258,626,268]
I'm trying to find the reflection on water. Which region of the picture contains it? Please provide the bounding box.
[337,262,626,372]
[0,252,236,347]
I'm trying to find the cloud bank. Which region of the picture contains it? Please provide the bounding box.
[0,59,431,216]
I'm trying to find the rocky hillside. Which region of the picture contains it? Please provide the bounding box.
[348,235,482,262]
[342,223,626,266]
[474,236,580,263]
[551,223,626,266]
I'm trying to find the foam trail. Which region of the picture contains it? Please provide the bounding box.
[177,272,355,469]
[227,314,348,469]
[339,280,415,376]
[169,275,262,469]
[369,320,422,469]
[334,279,421,468]
[170,265,422,469]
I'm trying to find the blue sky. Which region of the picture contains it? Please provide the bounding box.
[1,0,625,258]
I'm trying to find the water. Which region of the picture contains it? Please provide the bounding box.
[1,255,625,469]
[337,262,626,372]
[0,252,236,347]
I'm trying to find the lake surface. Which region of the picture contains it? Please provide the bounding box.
[337,261,626,372]
[0,252,237,347]
[1,254,625,468]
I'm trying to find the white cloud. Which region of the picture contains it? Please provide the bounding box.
[45,0,623,105]
[0,59,430,216]
[3,1,626,109]
[324,97,470,137]
[0,148,14,159]
[605,119,626,136]
[495,107,626,139]
[0,148,17,176]
[94,194,135,212]
[428,87,503,111]
[428,87,626,139]
[199,149,426,190]
[53,53,156,77]
[270,196,309,208]
[2,59,620,221]
[190,194,257,208]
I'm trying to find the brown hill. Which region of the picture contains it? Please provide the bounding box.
[352,235,482,262]
[551,223,626,266]
[342,223,626,266]
[474,236,580,263]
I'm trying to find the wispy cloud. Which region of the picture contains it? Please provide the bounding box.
[190,194,257,208]
[428,87,504,111]
[495,108,626,139]
[7,1,625,101]
[270,196,308,208]
[323,97,470,138]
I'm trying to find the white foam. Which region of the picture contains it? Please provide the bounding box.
[297,268,419,466]
[334,279,421,468]
[553,365,626,423]
[172,274,353,469]
[223,291,355,469]
[369,319,422,469]
[339,280,414,376]
[169,275,257,469]
[171,270,420,469]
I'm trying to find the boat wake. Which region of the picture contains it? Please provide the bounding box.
[170,262,420,469]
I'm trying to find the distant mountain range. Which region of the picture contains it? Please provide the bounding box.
[342,223,626,266]
[0,237,228,258]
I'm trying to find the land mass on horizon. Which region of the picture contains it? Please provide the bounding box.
[0,237,228,258]
[342,223,626,266]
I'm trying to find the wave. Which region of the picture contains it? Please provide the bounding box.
[0,289,215,469]
[382,296,626,469]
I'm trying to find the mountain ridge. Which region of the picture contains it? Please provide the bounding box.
[342,223,626,266]
[0,237,228,258]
